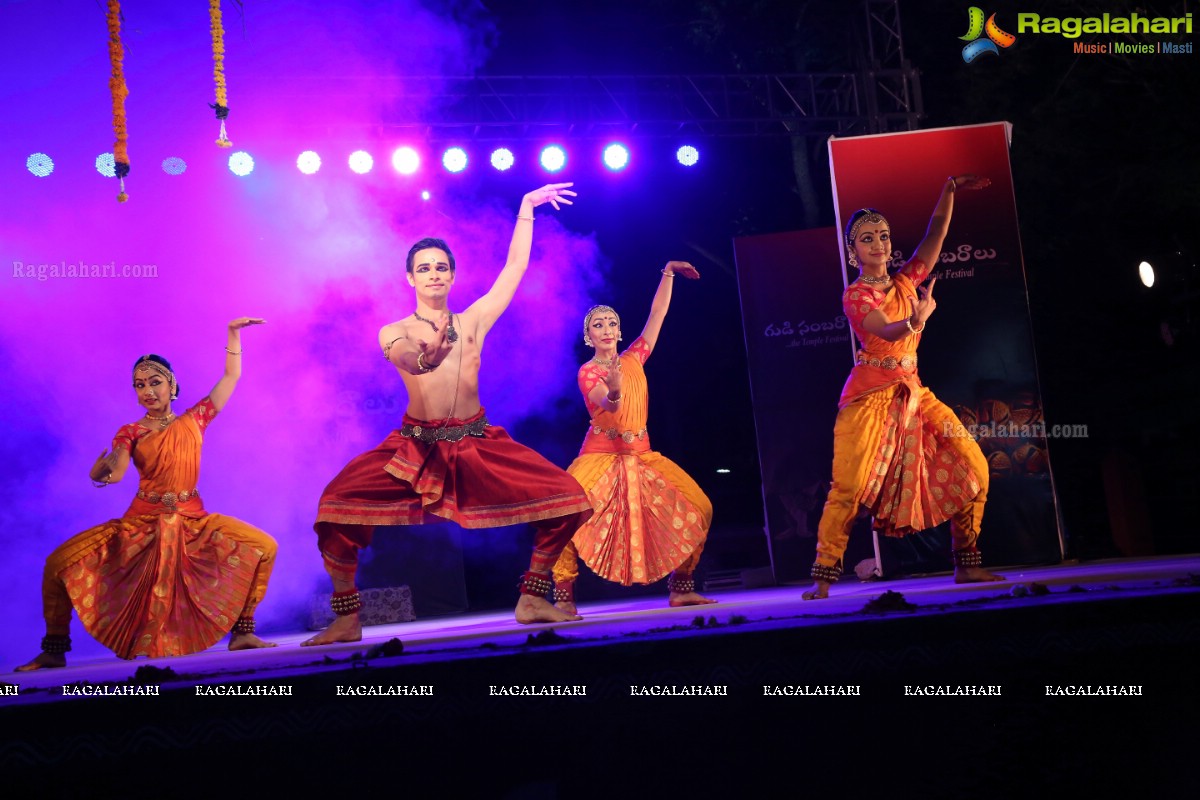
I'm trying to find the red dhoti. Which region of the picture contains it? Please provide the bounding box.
[315,409,593,581]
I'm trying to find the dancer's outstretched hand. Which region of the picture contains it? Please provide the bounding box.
[664,261,700,279]
[523,183,576,211]
[952,174,990,191]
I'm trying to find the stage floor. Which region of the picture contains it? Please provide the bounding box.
[4,553,1198,700]
[4,554,1199,794]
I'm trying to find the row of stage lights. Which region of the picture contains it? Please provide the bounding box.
[24,143,703,179]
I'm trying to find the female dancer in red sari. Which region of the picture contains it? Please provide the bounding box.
[17,318,278,669]
[552,262,717,612]
[804,176,1005,599]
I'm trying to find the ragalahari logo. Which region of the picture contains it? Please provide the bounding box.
[960,7,1017,62]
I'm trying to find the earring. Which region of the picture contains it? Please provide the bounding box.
[847,251,858,269]
[584,336,594,347]
[618,334,623,341]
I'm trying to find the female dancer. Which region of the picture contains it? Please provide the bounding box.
[16,318,278,669]
[804,176,1004,599]
[552,262,717,612]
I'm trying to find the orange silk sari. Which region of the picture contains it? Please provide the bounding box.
[48,399,272,659]
[567,338,712,585]
[839,261,982,537]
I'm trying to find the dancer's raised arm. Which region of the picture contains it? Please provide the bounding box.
[471,183,576,334]
[912,174,990,270]
[639,261,699,351]
[209,317,265,411]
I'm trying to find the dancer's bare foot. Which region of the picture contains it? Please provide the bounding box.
[669,591,717,607]
[802,579,831,600]
[955,566,1005,584]
[229,632,278,651]
[554,599,579,615]
[301,613,362,646]
[553,582,577,615]
[14,652,67,672]
[516,595,582,623]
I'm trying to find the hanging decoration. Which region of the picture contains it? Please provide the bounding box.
[209,0,232,147]
[106,0,130,202]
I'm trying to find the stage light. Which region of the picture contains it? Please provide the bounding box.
[95,153,116,177]
[26,152,54,177]
[715,468,731,474]
[676,145,699,167]
[391,146,420,175]
[297,150,322,175]
[442,147,468,173]
[228,151,255,177]
[421,190,431,201]
[349,150,374,175]
[539,145,567,173]
[162,157,187,175]
[1139,261,1155,288]
[602,143,630,171]
[490,147,514,171]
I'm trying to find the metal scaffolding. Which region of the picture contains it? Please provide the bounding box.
[278,1,921,140]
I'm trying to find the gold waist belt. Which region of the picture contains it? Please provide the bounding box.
[400,415,489,443]
[591,425,648,444]
[856,351,917,371]
[136,489,199,508]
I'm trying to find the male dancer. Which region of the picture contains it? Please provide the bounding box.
[304,184,592,645]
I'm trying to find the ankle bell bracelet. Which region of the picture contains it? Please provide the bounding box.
[518,571,553,597]
[810,563,842,583]
[667,575,696,594]
[41,635,72,655]
[330,590,363,616]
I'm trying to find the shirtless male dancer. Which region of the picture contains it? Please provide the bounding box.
[304,184,593,646]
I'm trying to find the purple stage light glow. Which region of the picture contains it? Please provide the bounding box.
[297,150,322,175]
[349,150,374,174]
[2,0,619,669]
[228,151,255,177]
[392,147,421,175]
[602,143,629,171]
[26,152,54,177]
[676,145,699,167]
[442,147,468,173]
[490,147,515,171]
[539,145,567,173]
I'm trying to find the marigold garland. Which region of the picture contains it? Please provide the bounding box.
[209,0,231,147]
[106,0,130,202]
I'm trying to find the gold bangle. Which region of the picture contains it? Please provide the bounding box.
[661,269,674,277]
[417,351,438,373]
[517,215,534,221]
[225,347,242,355]
[947,176,957,192]
[905,316,925,334]
[607,393,622,404]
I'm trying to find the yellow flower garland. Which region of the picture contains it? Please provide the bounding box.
[107,0,130,201]
[210,0,231,147]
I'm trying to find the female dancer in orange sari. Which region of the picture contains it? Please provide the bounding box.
[16,318,278,669]
[804,176,1005,600]
[552,262,716,612]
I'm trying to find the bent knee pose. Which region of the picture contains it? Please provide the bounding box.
[305,184,593,646]
[17,320,278,671]
[551,261,717,613]
[805,175,1005,601]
